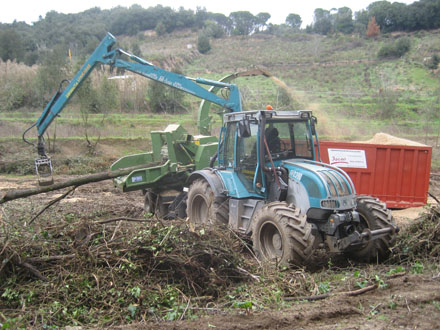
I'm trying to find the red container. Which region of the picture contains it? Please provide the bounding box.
[317,141,432,209]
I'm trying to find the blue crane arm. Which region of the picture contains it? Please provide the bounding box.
[35,32,242,140]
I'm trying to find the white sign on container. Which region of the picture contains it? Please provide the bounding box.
[328,148,367,169]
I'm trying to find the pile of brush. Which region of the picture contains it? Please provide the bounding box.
[390,204,440,263]
[0,217,246,326]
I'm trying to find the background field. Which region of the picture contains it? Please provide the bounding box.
[1,29,439,173]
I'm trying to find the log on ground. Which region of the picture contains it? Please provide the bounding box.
[0,163,160,204]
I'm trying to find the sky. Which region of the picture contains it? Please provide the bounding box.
[0,0,417,26]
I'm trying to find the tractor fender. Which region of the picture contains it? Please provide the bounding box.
[186,169,226,198]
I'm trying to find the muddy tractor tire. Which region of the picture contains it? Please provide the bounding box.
[251,202,315,266]
[348,195,397,262]
[187,179,229,226]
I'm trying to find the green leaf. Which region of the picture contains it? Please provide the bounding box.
[127,304,138,318]
[233,301,253,309]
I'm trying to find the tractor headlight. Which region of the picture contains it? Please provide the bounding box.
[321,199,340,209]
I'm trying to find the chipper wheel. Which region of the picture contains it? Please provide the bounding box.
[251,202,315,266]
[347,195,397,262]
[143,190,167,218]
[186,179,229,226]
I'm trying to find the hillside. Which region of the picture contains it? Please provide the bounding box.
[1,29,439,173]
[134,29,440,139]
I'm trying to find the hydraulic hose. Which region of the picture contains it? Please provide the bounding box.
[22,123,37,147]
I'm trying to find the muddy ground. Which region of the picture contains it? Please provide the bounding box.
[1,175,440,329]
[116,273,440,330]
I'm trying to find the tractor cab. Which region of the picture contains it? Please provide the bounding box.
[217,110,319,201]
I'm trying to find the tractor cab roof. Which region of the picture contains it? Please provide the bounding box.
[223,110,313,123]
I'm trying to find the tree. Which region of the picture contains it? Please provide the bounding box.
[256,12,271,32]
[210,13,233,35]
[155,21,167,36]
[204,20,225,38]
[366,16,380,37]
[195,7,208,29]
[313,8,333,35]
[0,29,24,62]
[229,11,257,35]
[366,1,394,32]
[354,9,369,33]
[334,7,354,34]
[175,7,195,29]
[286,13,302,30]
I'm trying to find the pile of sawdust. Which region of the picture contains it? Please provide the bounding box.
[355,133,427,146]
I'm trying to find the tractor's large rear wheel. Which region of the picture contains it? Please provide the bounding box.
[347,195,397,262]
[251,202,315,266]
[187,179,229,226]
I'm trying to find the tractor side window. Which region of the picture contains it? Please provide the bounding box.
[237,123,259,161]
[292,121,313,158]
[225,123,237,168]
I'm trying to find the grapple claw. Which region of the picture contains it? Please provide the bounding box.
[35,157,54,186]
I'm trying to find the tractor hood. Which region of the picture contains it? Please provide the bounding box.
[282,159,357,214]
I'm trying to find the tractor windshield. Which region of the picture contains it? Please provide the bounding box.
[264,120,313,160]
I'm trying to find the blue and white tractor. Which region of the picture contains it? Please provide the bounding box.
[186,110,398,265]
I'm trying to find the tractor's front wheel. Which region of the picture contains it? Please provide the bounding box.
[187,179,229,226]
[251,202,315,266]
[347,195,397,262]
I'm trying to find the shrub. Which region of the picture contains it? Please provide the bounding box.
[425,54,440,70]
[378,37,411,59]
[375,88,399,119]
[197,33,211,54]
[395,37,411,55]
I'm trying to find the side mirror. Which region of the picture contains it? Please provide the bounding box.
[311,116,317,135]
[238,119,251,138]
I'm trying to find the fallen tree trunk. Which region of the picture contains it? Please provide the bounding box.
[0,163,160,204]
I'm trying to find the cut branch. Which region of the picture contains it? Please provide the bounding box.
[283,293,330,301]
[96,217,155,225]
[18,261,48,281]
[28,186,76,225]
[283,284,378,301]
[343,284,378,296]
[428,192,439,204]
